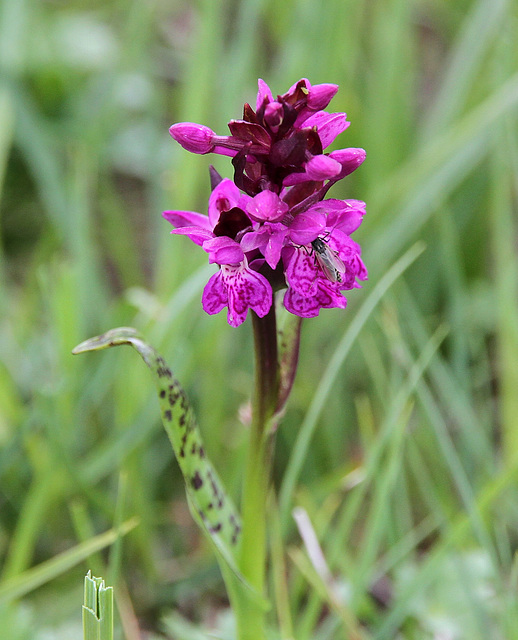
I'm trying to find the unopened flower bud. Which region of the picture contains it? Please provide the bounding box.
[307,83,339,110]
[305,154,342,180]
[264,102,283,131]
[169,122,215,154]
[328,148,366,177]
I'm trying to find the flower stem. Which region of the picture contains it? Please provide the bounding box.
[235,306,279,639]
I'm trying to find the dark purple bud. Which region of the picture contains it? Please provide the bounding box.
[228,120,271,152]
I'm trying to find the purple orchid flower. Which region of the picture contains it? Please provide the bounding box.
[163,179,272,327]
[164,79,367,326]
[280,199,367,317]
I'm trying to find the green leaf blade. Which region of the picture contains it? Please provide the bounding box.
[73,328,242,563]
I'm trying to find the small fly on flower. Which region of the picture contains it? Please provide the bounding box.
[311,237,346,283]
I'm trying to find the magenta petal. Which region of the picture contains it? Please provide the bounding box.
[284,248,319,295]
[211,145,240,158]
[162,210,212,230]
[329,147,366,177]
[289,210,326,245]
[240,228,268,253]
[353,254,368,281]
[241,224,288,269]
[307,83,339,111]
[327,229,368,287]
[170,226,213,246]
[256,78,273,110]
[282,171,314,187]
[247,190,288,222]
[305,155,342,180]
[203,236,244,265]
[284,77,310,100]
[326,199,366,235]
[302,112,349,149]
[284,281,347,318]
[263,229,287,269]
[222,264,273,327]
[208,178,247,226]
[202,271,228,315]
[308,199,366,235]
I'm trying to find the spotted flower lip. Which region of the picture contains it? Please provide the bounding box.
[202,261,272,328]
[163,179,273,327]
[164,79,367,326]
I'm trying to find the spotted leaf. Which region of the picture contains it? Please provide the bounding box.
[72,328,242,566]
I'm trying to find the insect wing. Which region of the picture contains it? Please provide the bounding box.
[315,244,346,283]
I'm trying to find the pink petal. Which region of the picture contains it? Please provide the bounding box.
[302,111,349,148]
[262,228,288,269]
[282,171,316,187]
[208,178,246,227]
[170,226,213,246]
[240,224,288,269]
[307,83,339,111]
[222,265,273,327]
[284,78,311,101]
[289,210,326,245]
[202,271,228,315]
[309,199,366,235]
[240,228,268,253]
[328,147,366,177]
[331,208,365,235]
[283,281,347,318]
[264,102,283,131]
[203,236,244,265]
[256,78,273,110]
[162,210,212,230]
[305,154,342,180]
[247,190,288,222]
[284,248,319,295]
[327,230,368,287]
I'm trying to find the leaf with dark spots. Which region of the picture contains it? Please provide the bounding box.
[191,471,203,490]
[274,313,303,425]
[72,327,243,577]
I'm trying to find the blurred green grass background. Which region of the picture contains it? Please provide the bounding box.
[1,0,518,638]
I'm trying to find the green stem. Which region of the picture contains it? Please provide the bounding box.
[234,306,279,639]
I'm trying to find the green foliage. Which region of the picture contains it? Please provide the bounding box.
[1,0,518,638]
[83,571,113,640]
[72,328,243,569]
